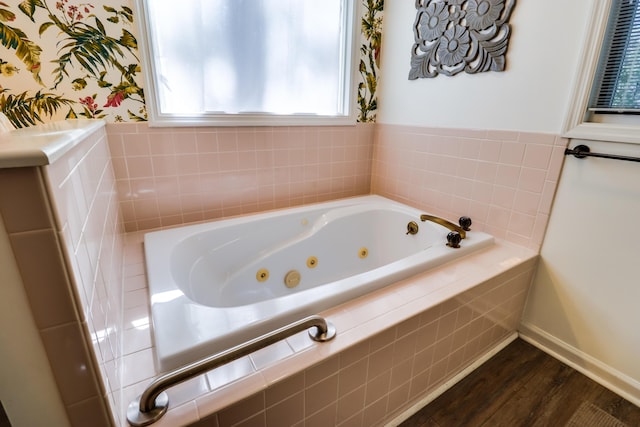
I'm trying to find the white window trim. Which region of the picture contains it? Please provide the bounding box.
[563,0,640,145]
[134,0,359,127]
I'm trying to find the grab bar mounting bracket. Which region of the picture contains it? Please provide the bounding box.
[126,392,168,427]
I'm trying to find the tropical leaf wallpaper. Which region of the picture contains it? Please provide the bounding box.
[358,0,383,123]
[0,0,382,128]
[0,0,144,127]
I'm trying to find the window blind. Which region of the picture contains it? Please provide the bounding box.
[590,0,640,112]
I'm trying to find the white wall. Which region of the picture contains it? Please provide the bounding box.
[520,139,640,404]
[0,219,70,427]
[377,0,591,133]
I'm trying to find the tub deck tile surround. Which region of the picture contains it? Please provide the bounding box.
[119,230,537,426]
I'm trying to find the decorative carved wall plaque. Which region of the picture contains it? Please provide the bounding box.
[409,0,516,79]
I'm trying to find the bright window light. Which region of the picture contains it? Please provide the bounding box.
[135,0,356,126]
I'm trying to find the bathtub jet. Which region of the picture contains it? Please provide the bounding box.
[144,195,494,371]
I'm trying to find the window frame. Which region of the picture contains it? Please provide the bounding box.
[134,0,359,127]
[563,0,640,145]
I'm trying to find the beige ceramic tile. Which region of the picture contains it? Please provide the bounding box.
[518,132,557,145]
[195,371,266,417]
[249,340,295,371]
[523,143,554,169]
[205,356,255,390]
[123,304,149,331]
[285,328,316,353]
[518,167,547,193]
[304,355,340,387]
[392,332,419,365]
[165,375,211,408]
[263,372,304,409]
[126,157,153,179]
[66,396,113,427]
[122,325,152,356]
[386,381,411,418]
[409,368,432,401]
[122,348,156,387]
[336,386,366,425]
[305,401,337,427]
[151,401,199,427]
[265,392,304,427]
[123,288,148,310]
[362,396,387,427]
[40,321,102,406]
[9,229,78,328]
[339,340,370,369]
[123,274,147,292]
[0,167,53,233]
[305,373,339,416]
[122,133,151,157]
[188,412,220,427]
[393,341,418,378]
[338,358,368,398]
[216,391,264,427]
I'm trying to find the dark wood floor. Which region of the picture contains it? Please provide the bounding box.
[400,338,640,427]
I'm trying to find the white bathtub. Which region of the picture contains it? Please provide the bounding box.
[144,195,494,371]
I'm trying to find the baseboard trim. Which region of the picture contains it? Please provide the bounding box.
[519,323,640,407]
[385,332,519,427]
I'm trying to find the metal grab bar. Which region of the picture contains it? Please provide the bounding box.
[126,315,337,426]
[564,144,640,163]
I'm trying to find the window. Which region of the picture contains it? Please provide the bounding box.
[564,0,640,144]
[135,0,357,126]
[590,0,640,113]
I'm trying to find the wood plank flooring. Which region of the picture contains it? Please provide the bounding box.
[400,338,640,427]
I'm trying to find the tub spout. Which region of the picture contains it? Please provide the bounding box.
[420,214,471,239]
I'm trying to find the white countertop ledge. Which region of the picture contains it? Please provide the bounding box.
[0,119,105,168]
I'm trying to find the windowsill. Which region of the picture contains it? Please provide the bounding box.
[563,122,640,145]
[147,114,358,128]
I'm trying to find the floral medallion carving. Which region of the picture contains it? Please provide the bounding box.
[409,0,516,79]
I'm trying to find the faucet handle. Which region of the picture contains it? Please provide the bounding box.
[459,216,472,231]
[406,221,419,235]
[447,231,462,248]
